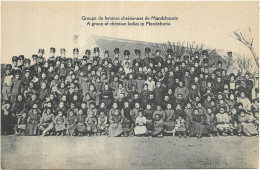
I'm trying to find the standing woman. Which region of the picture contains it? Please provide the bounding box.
[89,84,100,106]
[2,65,13,102]
[10,94,25,118]
[101,83,113,109]
[26,107,41,136]
[10,70,22,103]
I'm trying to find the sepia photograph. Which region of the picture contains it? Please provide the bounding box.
[1,1,259,169]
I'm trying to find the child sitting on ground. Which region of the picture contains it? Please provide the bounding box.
[54,111,66,136]
[134,111,147,136]
[174,115,187,138]
[216,106,230,136]
[97,111,108,135]
[85,112,98,136]
[66,110,77,136]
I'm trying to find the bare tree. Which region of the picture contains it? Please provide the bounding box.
[233,27,259,68]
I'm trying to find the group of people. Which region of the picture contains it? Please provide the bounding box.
[1,47,259,138]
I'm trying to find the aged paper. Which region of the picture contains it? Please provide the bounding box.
[1,1,259,169]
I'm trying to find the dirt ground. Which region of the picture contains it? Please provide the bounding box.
[1,135,259,169]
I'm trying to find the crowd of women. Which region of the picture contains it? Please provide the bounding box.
[1,47,259,138]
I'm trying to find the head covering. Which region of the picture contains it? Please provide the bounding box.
[5,64,12,70]
[85,49,91,55]
[114,48,119,54]
[124,50,130,56]
[19,55,25,60]
[135,49,141,55]
[24,58,31,64]
[60,48,66,54]
[93,47,100,53]
[50,47,56,53]
[12,56,18,62]
[38,49,45,54]
[145,47,151,54]
[73,48,79,53]
[202,50,208,56]
[167,49,173,55]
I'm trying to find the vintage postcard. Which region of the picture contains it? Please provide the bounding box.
[1,1,259,169]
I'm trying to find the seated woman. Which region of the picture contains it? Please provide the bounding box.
[134,111,147,136]
[205,107,218,137]
[54,110,66,136]
[108,102,124,137]
[238,109,258,136]
[39,108,55,136]
[75,110,87,136]
[66,110,77,136]
[26,107,41,136]
[151,114,165,138]
[164,103,175,134]
[190,109,208,138]
[2,102,17,135]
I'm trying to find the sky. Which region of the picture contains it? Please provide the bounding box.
[1,1,259,63]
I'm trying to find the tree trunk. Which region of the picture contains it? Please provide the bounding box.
[250,47,259,68]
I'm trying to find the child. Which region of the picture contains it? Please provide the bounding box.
[184,102,193,122]
[164,103,175,133]
[131,102,143,124]
[134,111,147,136]
[17,112,27,135]
[228,108,242,136]
[238,110,258,136]
[38,82,49,102]
[175,103,186,120]
[153,105,165,121]
[85,113,98,136]
[144,104,154,132]
[54,111,66,136]
[87,102,97,117]
[216,106,230,136]
[66,110,77,136]
[252,99,259,130]
[174,115,187,138]
[98,101,109,117]
[97,111,108,135]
